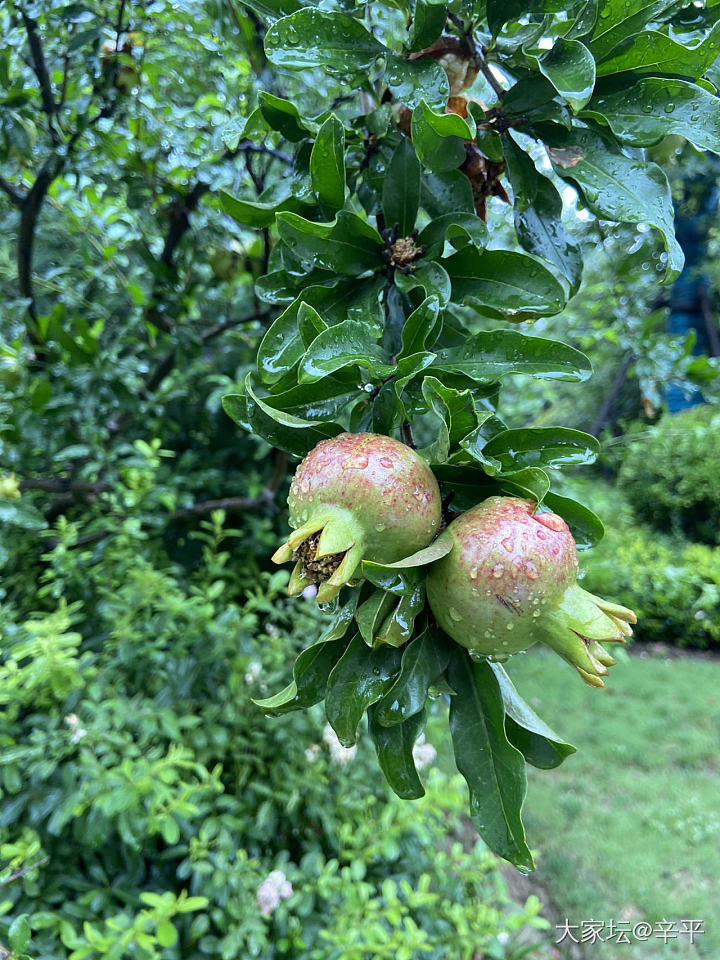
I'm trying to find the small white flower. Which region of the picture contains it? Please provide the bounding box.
[256,869,293,916]
[497,931,510,945]
[302,584,318,599]
[244,661,262,684]
[322,723,357,764]
[64,714,87,743]
[304,744,321,764]
[412,734,436,771]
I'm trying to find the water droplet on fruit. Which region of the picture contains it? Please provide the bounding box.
[379,456,393,468]
[375,523,386,532]
[300,479,310,493]
[501,538,514,553]
[469,566,478,579]
[536,512,566,532]
[536,530,546,540]
[506,623,514,631]
[492,563,504,578]
[525,562,538,579]
[343,454,368,470]
[449,607,462,622]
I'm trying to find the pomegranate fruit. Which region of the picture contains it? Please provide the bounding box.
[426,496,636,686]
[272,433,441,604]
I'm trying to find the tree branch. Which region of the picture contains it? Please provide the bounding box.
[22,12,60,139]
[0,175,25,206]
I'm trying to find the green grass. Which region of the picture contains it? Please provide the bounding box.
[500,646,720,959]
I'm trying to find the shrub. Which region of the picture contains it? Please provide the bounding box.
[0,513,551,959]
[618,405,720,545]
[580,516,720,650]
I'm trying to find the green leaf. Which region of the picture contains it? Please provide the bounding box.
[542,491,604,548]
[297,301,328,348]
[536,38,596,112]
[417,211,487,259]
[420,170,475,216]
[411,99,476,172]
[595,22,720,78]
[546,125,683,282]
[220,181,301,228]
[409,0,448,52]
[499,467,551,505]
[260,374,359,422]
[299,319,395,383]
[9,914,31,954]
[395,261,451,307]
[375,628,451,725]
[368,706,426,799]
[265,9,385,72]
[258,91,314,141]
[363,536,453,576]
[585,79,720,152]
[310,115,346,212]
[383,138,421,236]
[421,376,478,446]
[277,210,383,275]
[588,0,679,61]
[490,663,576,769]
[156,921,178,948]
[385,54,449,111]
[253,637,348,715]
[483,426,599,470]
[394,351,438,394]
[447,649,533,872]
[225,374,344,458]
[503,135,583,294]
[242,0,302,21]
[362,562,422,596]
[325,634,402,745]
[398,296,442,359]
[432,330,592,383]
[356,590,396,646]
[444,247,567,318]
[374,585,426,647]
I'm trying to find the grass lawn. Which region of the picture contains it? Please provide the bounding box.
[497,646,720,959]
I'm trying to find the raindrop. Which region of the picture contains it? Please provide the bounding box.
[664,102,675,114]
[379,456,394,468]
[375,523,386,532]
[501,538,514,553]
[449,607,462,622]
[469,566,478,579]
[525,562,538,580]
[492,563,504,578]
[372,666,381,676]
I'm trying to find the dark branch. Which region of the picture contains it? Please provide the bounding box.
[0,175,25,206]
[20,478,108,494]
[22,12,60,138]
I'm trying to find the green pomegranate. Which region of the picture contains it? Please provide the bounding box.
[272,432,442,604]
[426,496,635,686]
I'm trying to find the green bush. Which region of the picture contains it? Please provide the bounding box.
[580,515,720,650]
[618,405,720,545]
[0,512,550,959]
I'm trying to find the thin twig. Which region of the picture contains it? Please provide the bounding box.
[22,12,60,139]
[0,857,49,887]
[0,175,25,206]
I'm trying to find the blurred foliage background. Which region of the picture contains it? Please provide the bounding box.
[0,1,719,958]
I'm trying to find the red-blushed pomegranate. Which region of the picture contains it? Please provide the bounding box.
[272,433,441,604]
[426,496,636,687]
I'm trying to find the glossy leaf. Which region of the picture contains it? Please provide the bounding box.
[490,663,576,769]
[595,22,720,78]
[409,0,448,52]
[445,247,567,319]
[258,91,314,141]
[362,562,422,597]
[310,115,346,212]
[394,351,438,394]
[375,584,426,647]
[385,54,449,112]
[586,79,720,152]
[398,296,442,359]
[504,135,583,294]
[588,0,679,61]
[299,319,395,383]
[383,138,421,236]
[369,706,426,799]
[356,590,396,646]
[297,301,328,348]
[276,210,383,275]
[447,649,533,872]
[220,180,301,228]
[432,330,592,383]
[422,376,477,446]
[375,628,451,725]
[500,467,551,505]
[417,211,488,259]
[260,374,360,422]
[363,536,453,573]
[420,170,475,217]
[483,426,600,470]
[411,99,476,172]
[225,375,344,458]
[547,125,683,282]
[542,491,604,549]
[265,9,385,72]
[325,634,403,745]
[537,38,596,112]
[253,637,348,715]
[395,261,451,307]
